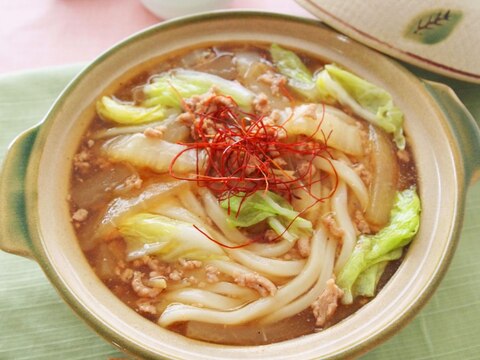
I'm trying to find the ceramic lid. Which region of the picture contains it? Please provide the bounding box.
[297,0,480,84]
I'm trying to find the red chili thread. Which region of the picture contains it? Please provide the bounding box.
[168,95,339,247]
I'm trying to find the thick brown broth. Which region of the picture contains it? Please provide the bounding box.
[70,42,419,346]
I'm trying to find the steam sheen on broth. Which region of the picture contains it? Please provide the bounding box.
[69,43,420,345]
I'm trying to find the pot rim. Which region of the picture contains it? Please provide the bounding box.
[22,10,467,360]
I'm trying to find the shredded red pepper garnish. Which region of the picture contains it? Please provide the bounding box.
[169,94,338,248]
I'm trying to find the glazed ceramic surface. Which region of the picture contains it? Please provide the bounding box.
[141,0,233,19]
[1,11,479,360]
[297,0,480,84]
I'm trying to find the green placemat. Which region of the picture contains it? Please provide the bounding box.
[0,63,479,360]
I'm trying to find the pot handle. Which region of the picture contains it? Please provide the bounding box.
[422,80,480,185]
[0,125,40,259]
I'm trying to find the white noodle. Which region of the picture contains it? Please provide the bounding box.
[201,188,306,277]
[178,189,209,222]
[205,282,259,301]
[261,233,336,323]
[199,187,250,245]
[152,200,202,226]
[313,157,369,210]
[291,172,323,227]
[226,250,305,278]
[155,199,305,278]
[332,181,357,272]
[164,289,246,310]
[208,260,275,286]
[245,239,295,257]
[309,172,323,227]
[158,227,324,327]
[319,178,332,216]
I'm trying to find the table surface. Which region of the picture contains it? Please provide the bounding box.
[0,0,311,74]
[1,1,480,360]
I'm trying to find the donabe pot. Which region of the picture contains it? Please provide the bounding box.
[1,11,479,360]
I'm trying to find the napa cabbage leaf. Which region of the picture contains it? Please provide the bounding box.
[316,64,406,149]
[220,190,312,242]
[269,43,318,101]
[143,69,254,110]
[97,69,254,125]
[119,213,226,262]
[102,133,203,174]
[97,96,168,125]
[337,187,421,304]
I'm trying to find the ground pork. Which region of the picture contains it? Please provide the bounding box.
[257,71,287,97]
[118,268,134,283]
[261,110,284,140]
[266,143,281,158]
[322,213,345,239]
[296,159,317,178]
[354,209,371,234]
[73,150,91,173]
[234,272,277,297]
[147,258,170,274]
[196,118,217,136]
[168,269,183,281]
[177,89,238,140]
[191,88,236,114]
[302,104,318,120]
[297,236,311,257]
[131,271,162,298]
[119,174,143,192]
[311,278,344,328]
[182,275,199,286]
[205,265,220,283]
[148,276,168,289]
[264,229,279,242]
[73,145,111,175]
[144,127,164,138]
[72,208,88,222]
[353,163,372,187]
[178,258,203,270]
[271,156,287,168]
[136,300,157,315]
[397,149,410,163]
[131,255,170,275]
[176,111,196,126]
[253,92,271,115]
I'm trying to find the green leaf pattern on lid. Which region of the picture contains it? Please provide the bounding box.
[404,9,463,45]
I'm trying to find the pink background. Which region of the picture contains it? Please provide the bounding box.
[0,0,312,74]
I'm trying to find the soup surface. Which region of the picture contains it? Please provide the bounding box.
[69,43,420,345]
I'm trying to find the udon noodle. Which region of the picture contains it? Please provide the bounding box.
[69,43,420,345]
